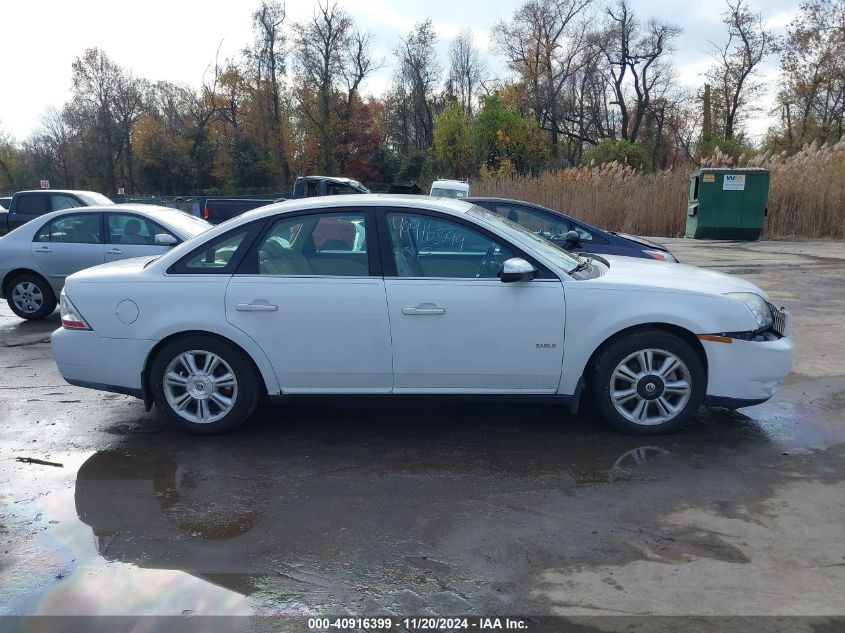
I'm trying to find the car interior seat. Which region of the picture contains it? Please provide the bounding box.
[259,238,314,275]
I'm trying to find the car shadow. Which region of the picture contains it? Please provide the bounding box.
[0,308,59,345]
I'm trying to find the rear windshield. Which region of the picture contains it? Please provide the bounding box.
[431,187,468,199]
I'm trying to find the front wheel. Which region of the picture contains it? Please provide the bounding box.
[7,274,56,320]
[591,329,705,435]
[150,335,260,435]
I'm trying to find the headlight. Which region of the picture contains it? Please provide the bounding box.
[725,292,773,329]
[642,249,678,262]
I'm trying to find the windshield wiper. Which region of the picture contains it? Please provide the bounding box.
[567,256,593,275]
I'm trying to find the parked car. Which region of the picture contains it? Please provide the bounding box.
[293,176,370,198]
[52,195,793,436]
[430,179,470,198]
[0,197,11,210]
[468,197,677,262]
[0,189,113,237]
[0,205,212,320]
[201,198,275,225]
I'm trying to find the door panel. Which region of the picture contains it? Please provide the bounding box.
[226,277,392,392]
[381,210,566,393]
[225,209,392,393]
[31,212,104,284]
[385,279,566,392]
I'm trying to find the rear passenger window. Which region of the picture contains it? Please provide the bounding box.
[253,212,368,276]
[170,227,254,274]
[34,213,102,244]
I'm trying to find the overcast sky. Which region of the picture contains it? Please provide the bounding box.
[0,0,798,143]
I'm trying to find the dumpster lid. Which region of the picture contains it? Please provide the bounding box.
[697,167,769,172]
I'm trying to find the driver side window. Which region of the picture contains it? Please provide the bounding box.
[386,212,513,279]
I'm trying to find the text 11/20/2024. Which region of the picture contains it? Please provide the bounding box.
[308,617,529,630]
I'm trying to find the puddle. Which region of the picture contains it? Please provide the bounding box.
[0,453,257,616]
[2,383,844,616]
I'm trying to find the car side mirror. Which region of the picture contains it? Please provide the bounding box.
[565,230,581,243]
[154,233,178,246]
[500,257,536,283]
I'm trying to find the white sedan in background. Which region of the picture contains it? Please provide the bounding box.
[0,205,211,319]
[52,195,794,435]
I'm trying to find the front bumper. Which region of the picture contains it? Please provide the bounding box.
[702,334,795,405]
[51,327,155,398]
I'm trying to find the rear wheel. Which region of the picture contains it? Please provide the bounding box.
[150,335,260,435]
[7,273,56,320]
[592,329,705,435]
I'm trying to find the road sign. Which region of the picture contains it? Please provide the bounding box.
[117,187,126,195]
[39,180,50,189]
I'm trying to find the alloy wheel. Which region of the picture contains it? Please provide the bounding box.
[163,350,239,424]
[11,282,44,315]
[609,348,692,426]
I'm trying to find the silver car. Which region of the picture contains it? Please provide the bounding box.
[0,204,211,320]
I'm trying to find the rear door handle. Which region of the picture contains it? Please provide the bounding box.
[35,246,52,253]
[402,304,446,316]
[106,248,123,255]
[236,302,278,312]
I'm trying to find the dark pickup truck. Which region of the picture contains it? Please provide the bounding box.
[0,190,113,236]
[201,198,276,224]
[199,176,371,225]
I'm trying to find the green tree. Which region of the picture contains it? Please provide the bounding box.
[432,101,473,178]
[472,93,548,174]
[582,138,646,168]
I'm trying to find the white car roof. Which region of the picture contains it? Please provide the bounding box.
[235,194,475,222]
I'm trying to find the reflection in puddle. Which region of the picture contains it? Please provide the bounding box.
[3,389,840,616]
[0,454,256,617]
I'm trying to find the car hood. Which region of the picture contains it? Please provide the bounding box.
[595,255,766,298]
[612,232,668,251]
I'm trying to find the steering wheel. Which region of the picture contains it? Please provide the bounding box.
[475,244,497,278]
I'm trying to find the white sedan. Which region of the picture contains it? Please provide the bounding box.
[0,204,212,319]
[51,195,794,435]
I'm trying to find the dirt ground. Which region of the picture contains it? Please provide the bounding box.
[0,238,844,629]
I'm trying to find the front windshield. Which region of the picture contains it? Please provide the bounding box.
[467,204,581,271]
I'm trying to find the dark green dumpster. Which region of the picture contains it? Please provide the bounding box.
[685,168,770,240]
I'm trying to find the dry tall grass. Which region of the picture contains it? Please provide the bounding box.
[474,137,845,239]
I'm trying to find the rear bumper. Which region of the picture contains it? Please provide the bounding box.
[51,327,154,397]
[702,334,795,404]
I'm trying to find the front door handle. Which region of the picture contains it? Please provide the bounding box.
[35,246,52,253]
[402,303,446,316]
[236,301,278,312]
[106,248,123,255]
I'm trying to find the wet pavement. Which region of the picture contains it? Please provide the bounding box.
[0,238,844,622]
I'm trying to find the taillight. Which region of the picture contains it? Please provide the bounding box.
[60,291,91,330]
[203,204,209,219]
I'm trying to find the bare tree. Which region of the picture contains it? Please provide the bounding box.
[396,20,441,151]
[595,0,680,143]
[492,0,594,157]
[707,0,772,140]
[246,0,290,181]
[449,29,486,115]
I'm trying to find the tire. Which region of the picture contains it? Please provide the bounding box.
[150,335,260,435]
[591,329,705,435]
[7,273,57,320]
